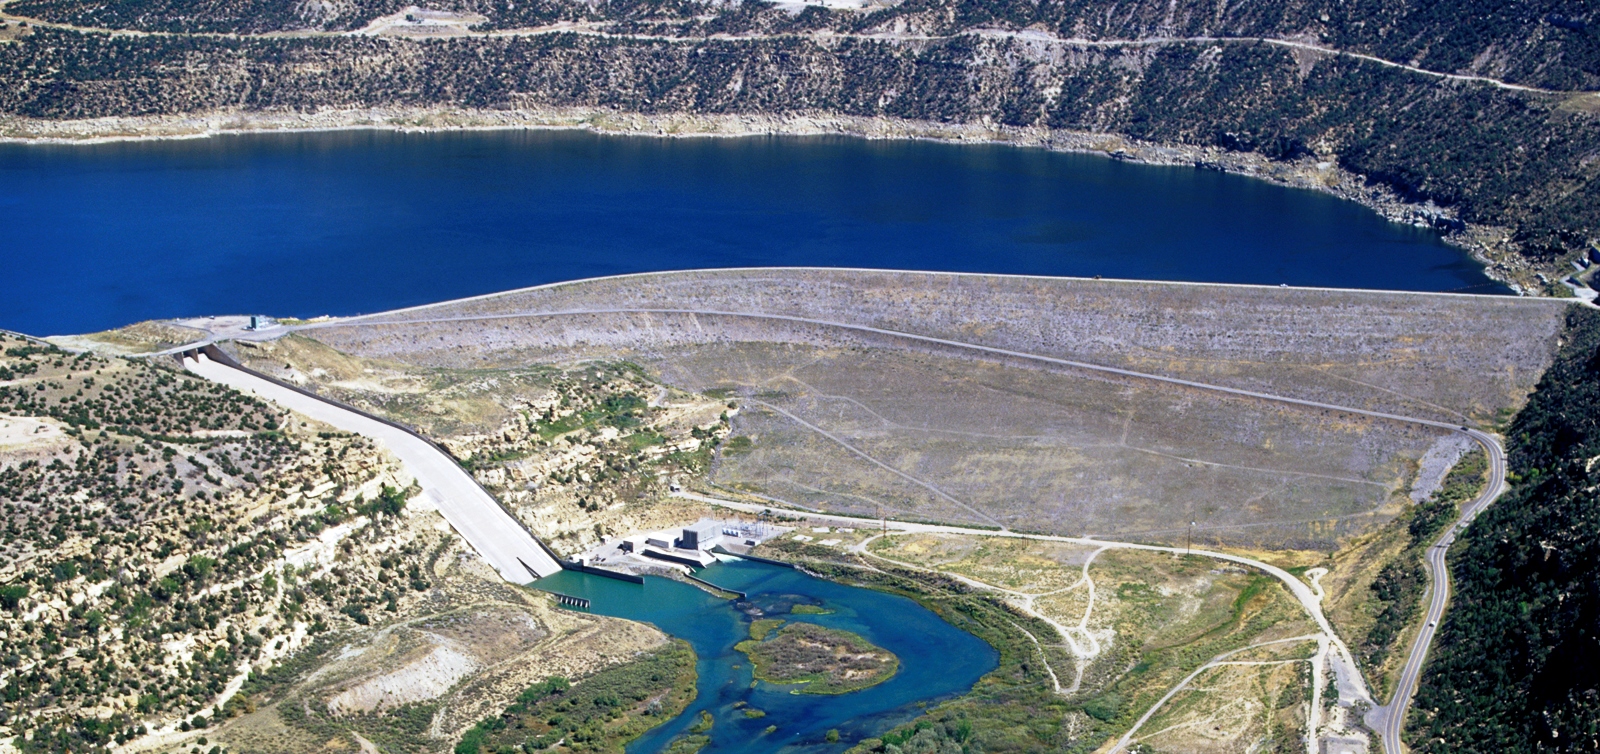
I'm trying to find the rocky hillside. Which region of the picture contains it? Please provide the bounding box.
[0,333,420,751]
[1409,306,1600,752]
[10,0,1598,93]
[0,332,676,754]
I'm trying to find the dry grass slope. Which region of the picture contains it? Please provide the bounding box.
[319,269,1569,421]
[296,271,1569,549]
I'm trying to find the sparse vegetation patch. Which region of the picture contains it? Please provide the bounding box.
[453,640,696,754]
[737,621,899,695]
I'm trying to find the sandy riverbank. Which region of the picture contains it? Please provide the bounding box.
[0,104,1543,292]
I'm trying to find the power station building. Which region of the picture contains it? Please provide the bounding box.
[675,520,724,551]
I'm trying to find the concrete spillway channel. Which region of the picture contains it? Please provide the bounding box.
[180,348,562,582]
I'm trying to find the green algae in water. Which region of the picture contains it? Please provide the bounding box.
[533,559,994,753]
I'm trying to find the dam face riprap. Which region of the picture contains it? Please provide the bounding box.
[305,268,1570,550]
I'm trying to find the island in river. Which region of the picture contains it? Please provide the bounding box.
[3,266,1582,754]
[737,620,900,696]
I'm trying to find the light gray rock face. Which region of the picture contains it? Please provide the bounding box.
[1410,434,1474,504]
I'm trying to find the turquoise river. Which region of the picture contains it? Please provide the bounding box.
[535,559,996,754]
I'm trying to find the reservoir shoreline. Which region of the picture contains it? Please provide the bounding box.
[0,106,1538,295]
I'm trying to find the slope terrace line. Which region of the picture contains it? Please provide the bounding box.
[145,267,1566,359]
[298,306,1498,432]
[747,398,1006,528]
[296,304,1510,753]
[781,371,1392,487]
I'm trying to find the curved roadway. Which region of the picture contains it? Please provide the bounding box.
[681,489,1364,702]
[0,0,1590,98]
[293,304,1510,752]
[174,300,1509,752]
[1365,428,1508,753]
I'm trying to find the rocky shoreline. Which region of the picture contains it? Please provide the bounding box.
[0,105,1549,294]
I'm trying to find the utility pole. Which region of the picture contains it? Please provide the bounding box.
[1186,521,1195,556]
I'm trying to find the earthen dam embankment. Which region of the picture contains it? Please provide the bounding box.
[304,269,1572,424]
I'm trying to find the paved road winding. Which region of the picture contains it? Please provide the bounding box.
[1,0,1592,98]
[1364,427,1508,754]
[183,352,562,582]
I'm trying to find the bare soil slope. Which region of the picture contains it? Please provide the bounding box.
[315,270,1568,422]
[293,271,1570,548]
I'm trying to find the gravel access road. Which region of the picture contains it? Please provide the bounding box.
[678,489,1374,716]
[192,282,1517,751]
